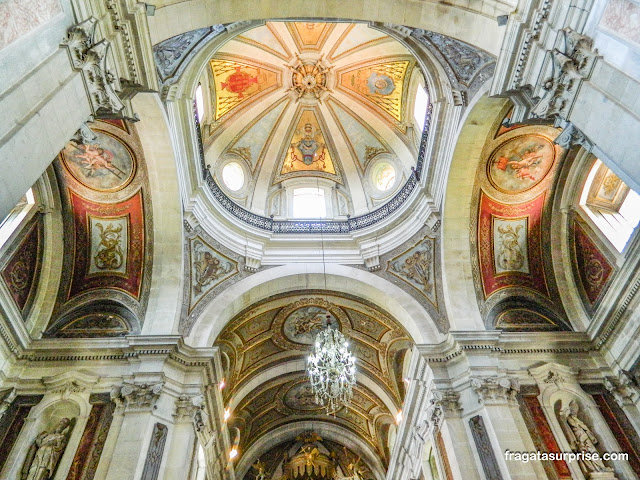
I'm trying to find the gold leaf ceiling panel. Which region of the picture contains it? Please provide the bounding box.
[338,60,411,122]
[278,108,338,178]
[210,58,279,120]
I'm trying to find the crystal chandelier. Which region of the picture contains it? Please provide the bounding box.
[307,316,356,413]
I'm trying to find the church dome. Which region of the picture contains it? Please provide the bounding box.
[197,22,427,222]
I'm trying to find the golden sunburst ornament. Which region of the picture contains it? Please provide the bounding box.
[288,58,330,101]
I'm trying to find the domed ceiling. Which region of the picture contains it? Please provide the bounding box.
[203,22,421,217]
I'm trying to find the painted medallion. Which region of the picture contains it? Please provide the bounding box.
[487,135,555,193]
[61,131,136,192]
[282,306,329,344]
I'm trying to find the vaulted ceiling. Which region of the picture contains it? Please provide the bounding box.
[215,292,412,479]
[202,22,421,216]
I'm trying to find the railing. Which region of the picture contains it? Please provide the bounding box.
[195,103,432,234]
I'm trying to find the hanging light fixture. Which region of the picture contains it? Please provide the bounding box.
[307,315,356,413]
[306,181,357,414]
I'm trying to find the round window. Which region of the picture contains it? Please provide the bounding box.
[372,162,396,191]
[222,162,245,191]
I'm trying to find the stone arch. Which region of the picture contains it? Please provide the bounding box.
[234,421,386,480]
[131,93,185,335]
[185,263,446,347]
[147,3,508,56]
[440,91,509,330]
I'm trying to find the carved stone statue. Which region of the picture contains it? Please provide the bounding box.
[21,417,73,480]
[562,400,613,474]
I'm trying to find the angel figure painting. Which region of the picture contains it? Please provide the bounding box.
[21,417,74,480]
[487,135,556,193]
[62,131,135,192]
[189,238,237,309]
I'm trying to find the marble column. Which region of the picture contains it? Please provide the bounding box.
[162,395,202,480]
[471,376,543,479]
[430,389,482,480]
[104,382,165,480]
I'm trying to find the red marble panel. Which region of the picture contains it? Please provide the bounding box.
[592,392,640,476]
[435,430,454,480]
[68,190,145,300]
[477,191,549,299]
[67,397,115,480]
[0,218,42,314]
[522,395,571,479]
[573,221,614,305]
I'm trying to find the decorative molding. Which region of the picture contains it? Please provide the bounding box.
[111,382,163,412]
[61,18,130,121]
[469,415,504,480]
[471,376,520,405]
[71,123,99,145]
[174,394,204,422]
[430,389,462,418]
[0,388,16,420]
[604,371,640,407]
[141,422,168,480]
[553,120,594,152]
[42,371,100,397]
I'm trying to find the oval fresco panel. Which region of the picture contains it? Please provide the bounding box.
[487,134,555,194]
[62,130,136,192]
[283,306,329,344]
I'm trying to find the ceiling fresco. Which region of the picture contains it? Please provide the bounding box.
[471,123,571,331]
[210,58,280,120]
[337,59,410,123]
[203,22,418,214]
[216,292,412,469]
[0,216,43,318]
[572,218,616,312]
[45,119,153,338]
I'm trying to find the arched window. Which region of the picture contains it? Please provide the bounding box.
[292,187,326,218]
[580,159,640,252]
[195,84,205,122]
[0,188,35,248]
[413,83,429,132]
